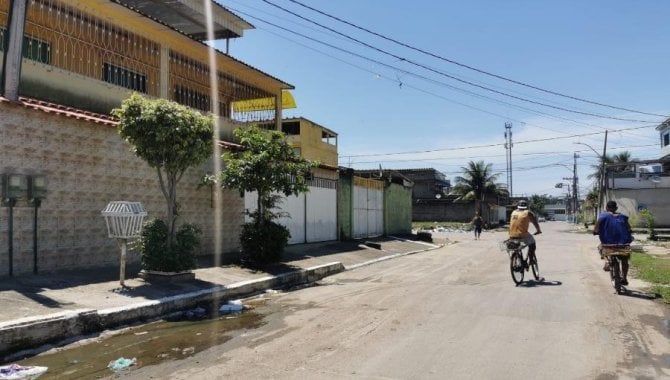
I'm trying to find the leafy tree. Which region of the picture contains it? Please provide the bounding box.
[218,126,316,263]
[452,161,504,212]
[529,194,548,216]
[112,93,213,245]
[581,188,599,223]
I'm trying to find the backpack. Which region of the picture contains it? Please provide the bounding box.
[598,212,632,245]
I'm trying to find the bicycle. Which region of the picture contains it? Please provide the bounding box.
[500,238,540,285]
[599,244,631,294]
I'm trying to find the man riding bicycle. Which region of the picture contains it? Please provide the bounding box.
[509,200,542,259]
[593,200,633,285]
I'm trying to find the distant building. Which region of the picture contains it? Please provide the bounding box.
[385,168,450,201]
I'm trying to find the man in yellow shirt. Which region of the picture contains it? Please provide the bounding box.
[509,200,542,258]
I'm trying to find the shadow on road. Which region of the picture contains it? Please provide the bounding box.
[620,288,660,300]
[518,278,562,287]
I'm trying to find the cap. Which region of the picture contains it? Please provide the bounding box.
[517,200,528,209]
[606,200,618,210]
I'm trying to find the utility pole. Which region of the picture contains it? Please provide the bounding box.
[573,152,579,224]
[598,130,608,214]
[504,122,513,201]
[1,0,28,100]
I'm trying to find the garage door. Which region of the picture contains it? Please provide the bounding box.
[353,177,384,239]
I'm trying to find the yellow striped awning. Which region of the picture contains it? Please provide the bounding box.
[231,90,296,112]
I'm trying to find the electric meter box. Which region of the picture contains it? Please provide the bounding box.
[2,174,28,200]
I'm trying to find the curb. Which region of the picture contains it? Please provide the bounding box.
[0,262,344,360]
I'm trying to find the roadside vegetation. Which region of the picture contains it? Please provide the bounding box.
[630,252,670,303]
[412,221,471,231]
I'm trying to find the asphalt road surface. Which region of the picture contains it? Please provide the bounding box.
[119,222,670,380]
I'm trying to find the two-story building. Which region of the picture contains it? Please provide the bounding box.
[0,0,292,275]
[603,119,670,227]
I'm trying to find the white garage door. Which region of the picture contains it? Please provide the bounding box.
[244,177,337,244]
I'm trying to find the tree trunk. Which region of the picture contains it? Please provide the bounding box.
[257,190,265,226]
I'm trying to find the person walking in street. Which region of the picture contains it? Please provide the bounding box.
[593,200,633,283]
[472,212,483,240]
[509,200,542,256]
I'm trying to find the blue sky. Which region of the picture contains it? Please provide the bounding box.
[216,0,670,197]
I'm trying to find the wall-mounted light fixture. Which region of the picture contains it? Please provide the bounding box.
[3,173,28,202]
[28,174,48,202]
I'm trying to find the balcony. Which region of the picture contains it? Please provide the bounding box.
[0,0,287,123]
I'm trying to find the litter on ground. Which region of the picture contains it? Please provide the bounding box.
[0,364,48,380]
[107,357,136,372]
[219,301,244,314]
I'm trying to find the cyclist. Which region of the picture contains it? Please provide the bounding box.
[509,200,542,259]
[593,200,633,285]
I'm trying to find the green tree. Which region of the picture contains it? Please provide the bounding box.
[529,194,548,216]
[582,188,599,223]
[452,161,503,213]
[218,126,316,263]
[112,93,213,244]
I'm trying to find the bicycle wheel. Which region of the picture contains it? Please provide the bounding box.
[510,251,524,285]
[529,252,540,280]
[610,257,623,294]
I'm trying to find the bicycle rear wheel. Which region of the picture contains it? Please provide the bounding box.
[610,257,623,294]
[510,251,524,285]
[529,253,540,280]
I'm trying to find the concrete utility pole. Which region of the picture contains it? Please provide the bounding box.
[504,122,513,200]
[573,152,579,223]
[599,130,608,213]
[1,0,28,101]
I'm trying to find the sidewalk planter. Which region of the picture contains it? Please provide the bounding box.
[139,270,195,284]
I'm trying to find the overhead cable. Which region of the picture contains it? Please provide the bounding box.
[283,0,669,119]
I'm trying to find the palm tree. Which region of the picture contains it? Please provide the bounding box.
[587,150,636,183]
[452,161,503,214]
[611,151,635,173]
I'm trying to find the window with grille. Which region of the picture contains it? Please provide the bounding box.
[174,85,210,112]
[0,28,50,64]
[103,63,147,93]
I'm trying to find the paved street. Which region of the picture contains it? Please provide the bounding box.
[114,222,669,379]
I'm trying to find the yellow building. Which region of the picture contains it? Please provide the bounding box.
[0,0,292,274]
[261,117,338,179]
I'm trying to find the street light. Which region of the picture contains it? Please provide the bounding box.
[574,141,605,216]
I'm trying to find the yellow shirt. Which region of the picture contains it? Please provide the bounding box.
[509,209,531,238]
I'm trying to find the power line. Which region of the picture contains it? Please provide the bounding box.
[229,8,607,135]
[283,0,669,119]
[261,0,659,123]
[340,125,657,159]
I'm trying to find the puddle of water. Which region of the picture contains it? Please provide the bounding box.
[14,310,265,379]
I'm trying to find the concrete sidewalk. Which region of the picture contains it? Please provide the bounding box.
[0,237,440,359]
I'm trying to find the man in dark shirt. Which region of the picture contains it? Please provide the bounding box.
[593,200,633,284]
[471,212,483,240]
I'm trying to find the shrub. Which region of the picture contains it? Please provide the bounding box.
[139,219,201,272]
[639,209,657,241]
[240,221,290,265]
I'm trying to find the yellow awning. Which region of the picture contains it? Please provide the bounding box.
[231,90,296,112]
